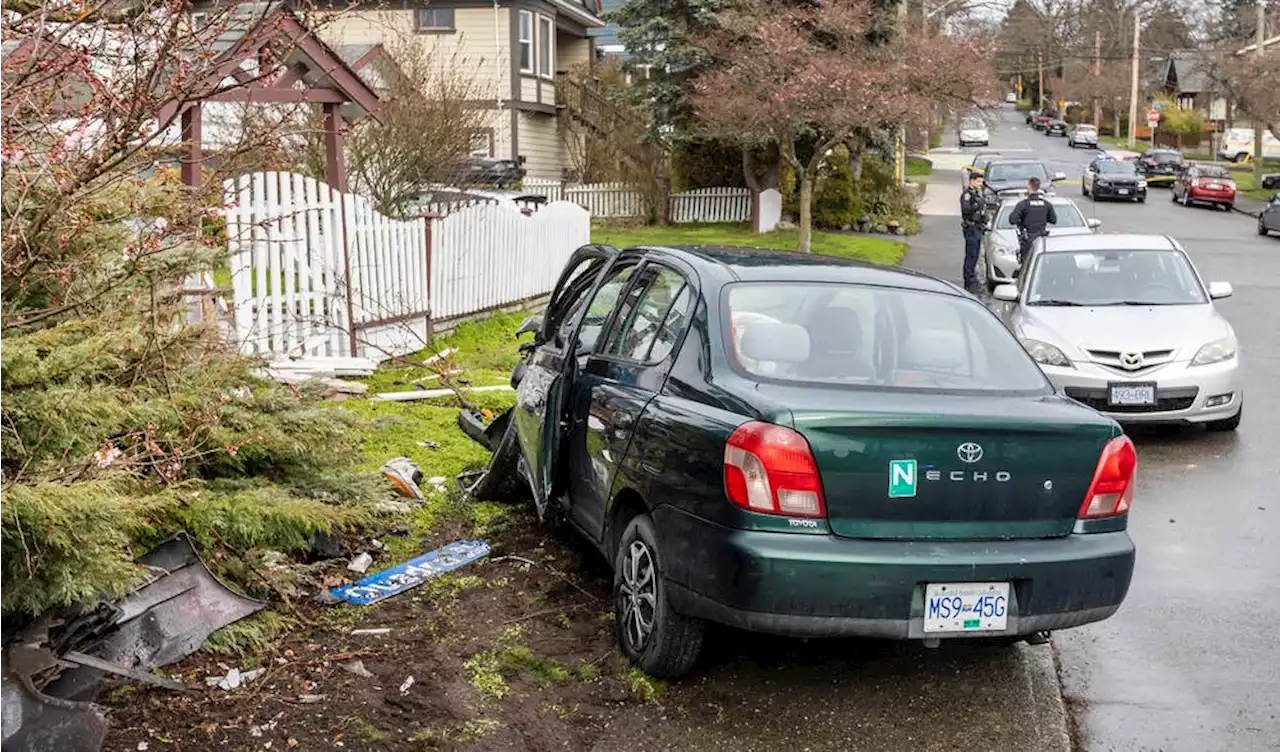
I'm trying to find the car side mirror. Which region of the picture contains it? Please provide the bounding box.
[1052,172,1067,181]
[992,284,1020,302]
[1207,281,1233,299]
[1087,218,1102,230]
[515,315,543,339]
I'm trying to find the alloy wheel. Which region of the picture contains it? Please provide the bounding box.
[619,539,658,651]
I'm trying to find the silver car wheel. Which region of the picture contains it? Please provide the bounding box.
[619,539,657,650]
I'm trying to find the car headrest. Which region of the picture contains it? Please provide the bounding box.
[739,322,811,364]
[901,329,967,371]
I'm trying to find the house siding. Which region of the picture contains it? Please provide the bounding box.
[517,111,563,179]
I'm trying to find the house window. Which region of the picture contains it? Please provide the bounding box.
[518,11,534,74]
[415,8,455,32]
[469,131,493,157]
[537,15,554,78]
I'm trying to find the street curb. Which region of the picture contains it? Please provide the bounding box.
[1232,204,1263,219]
[1020,641,1074,752]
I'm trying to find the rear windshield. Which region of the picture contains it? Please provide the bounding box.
[1147,151,1182,163]
[986,162,1049,182]
[1075,125,1097,132]
[724,283,1050,394]
[1197,165,1232,178]
[962,118,985,130]
[996,202,1087,229]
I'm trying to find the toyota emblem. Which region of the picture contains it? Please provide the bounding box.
[957,442,984,463]
[1120,352,1144,369]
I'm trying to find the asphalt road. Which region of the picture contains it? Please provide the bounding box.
[918,107,1280,752]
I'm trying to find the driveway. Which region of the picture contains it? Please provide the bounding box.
[919,106,1280,752]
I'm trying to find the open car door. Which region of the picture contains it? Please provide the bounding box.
[508,244,619,519]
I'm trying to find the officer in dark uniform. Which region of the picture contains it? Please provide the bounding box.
[959,169,987,291]
[1009,176,1057,269]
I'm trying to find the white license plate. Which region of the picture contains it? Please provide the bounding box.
[1109,383,1156,406]
[1207,183,1222,190]
[1118,189,1130,195]
[923,582,1010,633]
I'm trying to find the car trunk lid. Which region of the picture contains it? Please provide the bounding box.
[759,387,1116,541]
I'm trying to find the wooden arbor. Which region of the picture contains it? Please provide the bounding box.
[160,7,383,193]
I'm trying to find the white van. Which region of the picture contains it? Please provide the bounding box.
[1218,128,1280,162]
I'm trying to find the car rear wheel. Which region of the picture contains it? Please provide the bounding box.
[614,514,704,679]
[1260,217,1269,235]
[1206,407,1242,432]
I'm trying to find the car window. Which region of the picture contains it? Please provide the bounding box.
[1076,125,1097,132]
[996,203,1087,229]
[603,267,688,361]
[646,285,694,362]
[1026,250,1208,307]
[985,162,1048,182]
[546,254,612,348]
[1097,161,1137,175]
[724,283,1049,394]
[962,118,985,130]
[575,265,637,352]
[1197,165,1232,179]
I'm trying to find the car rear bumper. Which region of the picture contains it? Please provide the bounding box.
[655,506,1135,640]
[1188,189,1235,205]
[1044,358,1242,424]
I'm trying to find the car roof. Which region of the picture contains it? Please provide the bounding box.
[1039,234,1179,254]
[996,195,1078,207]
[619,245,962,295]
[986,158,1044,166]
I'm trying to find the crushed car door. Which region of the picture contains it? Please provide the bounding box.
[511,244,619,518]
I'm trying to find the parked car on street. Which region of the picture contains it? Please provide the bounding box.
[958,117,990,147]
[1259,195,1280,236]
[1083,157,1148,202]
[993,234,1241,431]
[970,151,1003,175]
[467,243,1138,677]
[1216,127,1280,162]
[1006,92,1018,103]
[1172,164,1236,210]
[984,196,1100,290]
[1045,119,1068,137]
[1032,111,1057,131]
[982,159,1067,209]
[1067,124,1099,148]
[1134,149,1184,187]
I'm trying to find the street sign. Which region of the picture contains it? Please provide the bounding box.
[1147,109,1160,127]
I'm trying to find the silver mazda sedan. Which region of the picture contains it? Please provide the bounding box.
[992,234,1242,430]
[984,196,1100,290]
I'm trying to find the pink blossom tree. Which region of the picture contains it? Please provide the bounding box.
[692,0,995,251]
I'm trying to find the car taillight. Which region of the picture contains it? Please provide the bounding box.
[724,422,825,518]
[1078,436,1137,519]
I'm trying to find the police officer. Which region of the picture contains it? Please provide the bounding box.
[959,169,987,291]
[1009,176,1057,267]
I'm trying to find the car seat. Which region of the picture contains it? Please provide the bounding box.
[798,306,875,380]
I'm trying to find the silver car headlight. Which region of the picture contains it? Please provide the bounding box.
[1191,336,1237,366]
[1137,179,1148,187]
[1019,338,1073,368]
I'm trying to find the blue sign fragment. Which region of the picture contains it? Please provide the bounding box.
[329,540,490,606]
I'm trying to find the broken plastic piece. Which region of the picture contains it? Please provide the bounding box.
[381,457,424,499]
[329,540,491,606]
[399,676,415,694]
[347,553,373,574]
[340,659,374,678]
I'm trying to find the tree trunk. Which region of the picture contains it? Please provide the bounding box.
[797,174,814,253]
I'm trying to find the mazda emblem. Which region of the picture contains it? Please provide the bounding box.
[1120,352,1144,369]
[957,442,984,463]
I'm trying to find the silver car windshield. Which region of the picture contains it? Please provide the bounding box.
[962,118,985,130]
[986,162,1048,182]
[1027,250,1209,307]
[996,203,1087,229]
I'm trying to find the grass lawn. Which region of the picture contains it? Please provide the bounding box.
[1226,169,1279,201]
[906,156,933,184]
[593,222,908,265]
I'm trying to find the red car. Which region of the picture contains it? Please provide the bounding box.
[1172,164,1236,210]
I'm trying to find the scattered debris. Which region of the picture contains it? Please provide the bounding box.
[381,457,424,499]
[373,500,413,516]
[309,531,345,560]
[1,533,264,752]
[260,550,290,570]
[329,540,491,606]
[416,440,442,449]
[297,694,326,704]
[217,668,243,690]
[422,347,458,366]
[349,628,392,636]
[371,385,513,403]
[347,553,374,574]
[399,676,415,694]
[340,660,374,678]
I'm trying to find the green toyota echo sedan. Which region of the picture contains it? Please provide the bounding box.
[465,244,1137,678]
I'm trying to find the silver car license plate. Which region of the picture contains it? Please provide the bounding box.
[1109,382,1156,406]
[1118,188,1130,195]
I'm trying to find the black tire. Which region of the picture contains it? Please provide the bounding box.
[1206,408,1242,432]
[466,416,529,503]
[613,514,704,679]
[1260,218,1269,236]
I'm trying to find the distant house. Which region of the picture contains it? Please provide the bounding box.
[322,0,606,181]
[1162,51,1228,122]
[590,0,627,59]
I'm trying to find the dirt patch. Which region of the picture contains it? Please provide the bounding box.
[101,508,659,751]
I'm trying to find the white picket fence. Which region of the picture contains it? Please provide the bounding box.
[222,172,589,362]
[523,179,753,222]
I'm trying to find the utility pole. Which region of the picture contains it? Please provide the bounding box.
[1128,11,1141,149]
[1038,51,1044,109]
[1093,30,1101,129]
[1254,1,1267,184]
